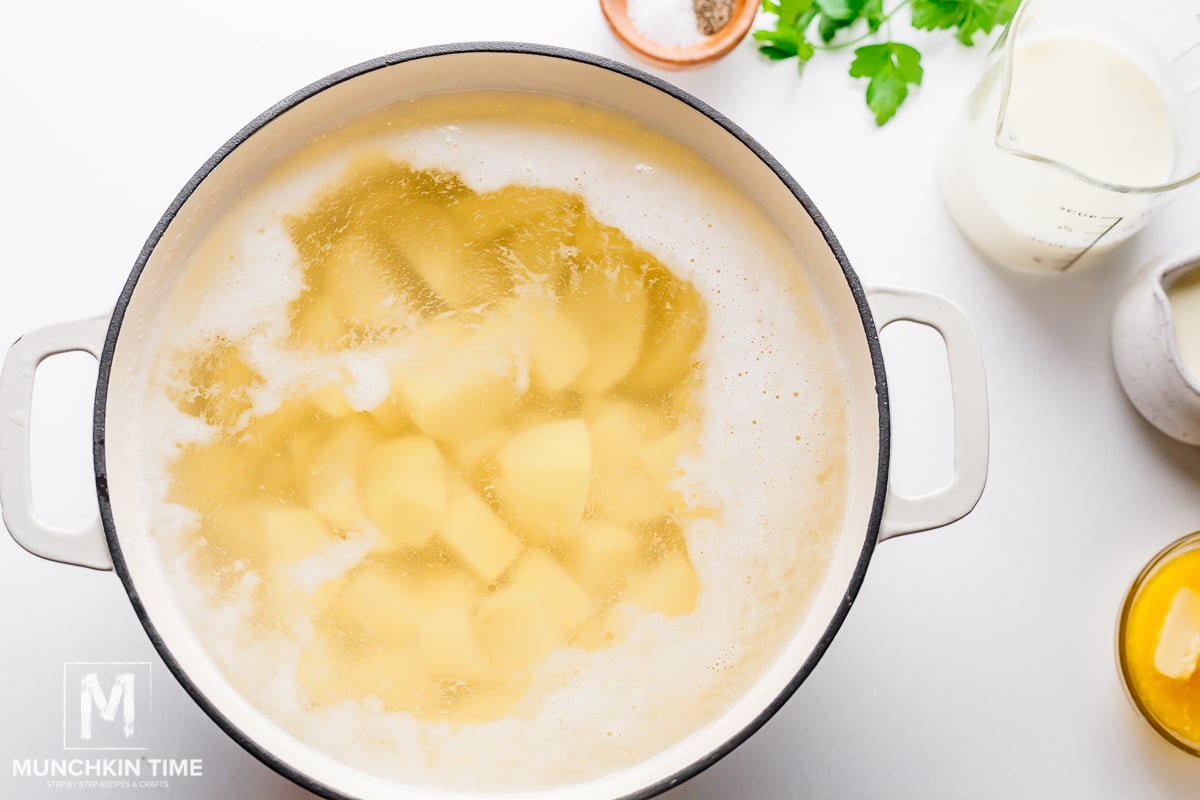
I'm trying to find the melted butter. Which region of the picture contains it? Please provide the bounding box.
[166,158,711,722]
[1123,544,1200,749]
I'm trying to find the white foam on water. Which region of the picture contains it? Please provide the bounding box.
[135,92,851,791]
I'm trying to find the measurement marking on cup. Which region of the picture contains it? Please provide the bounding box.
[1060,214,1124,272]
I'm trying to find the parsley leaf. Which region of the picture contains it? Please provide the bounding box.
[910,0,1020,45]
[755,1,819,71]
[862,0,884,30]
[849,42,923,125]
[754,0,1007,124]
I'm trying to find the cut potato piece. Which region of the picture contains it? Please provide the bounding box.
[440,481,524,582]
[330,567,423,644]
[639,427,692,493]
[566,218,649,393]
[305,416,376,531]
[306,419,375,525]
[349,646,431,713]
[169,439,254,512]
[296,632,351,706]
[418,604,489,681]
[259,507,335,563]
[298,632,430,713]
[201,503,333,569]
[394,316,520,442]
[386,201,513,308]
[306,382,355,418]
[448,427,508,473]
[322,230,410,331]
[290,294,345,350]
[404,568,487,680]
[362,435,447,549]
[586,401,673,524]
[573,606,636,650]
[267,568,341,626]
[451,185,582,244]
[496,420,592,544]
[506,550,594,633]
[625,550,699,616]
[200,503,269,566]
[476,586,563,674]
[621,266,707,393]
[530,308,589,394]
[568,518,641,592]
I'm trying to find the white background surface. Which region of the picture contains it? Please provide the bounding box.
[2,1,1200,798]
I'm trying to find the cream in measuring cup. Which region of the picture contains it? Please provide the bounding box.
[938,0,1200,272]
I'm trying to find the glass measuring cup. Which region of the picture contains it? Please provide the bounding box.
[938,0,1200,273]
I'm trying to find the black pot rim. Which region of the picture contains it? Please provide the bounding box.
[92,41,890,800]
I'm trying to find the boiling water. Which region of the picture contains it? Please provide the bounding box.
[136,92,852,790]
[939,34,1177,271]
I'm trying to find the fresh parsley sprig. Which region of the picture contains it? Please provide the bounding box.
[754,0,1020,125]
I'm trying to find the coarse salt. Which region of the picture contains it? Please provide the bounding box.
[627,0,706,48]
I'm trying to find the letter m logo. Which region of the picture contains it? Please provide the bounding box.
[80,672,135,740]
[63,662,152,750]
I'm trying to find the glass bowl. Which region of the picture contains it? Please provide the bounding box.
[1117,530,1200,756]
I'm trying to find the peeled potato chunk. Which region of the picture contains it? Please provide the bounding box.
[566,218,649,393]
[488,295,587,394]
[573,606,636,650]
[394,315,520,442]
[306,382,356,419]
[169,439,254,512]
[202,503,333,571]
[639,427,692,495]
[387,200,514,309]
[506,550,595,633]
[476,586,563,675]
[259,507,335,563]
[586,401,672,524]
[530,307,589,394]
[621,265,707,393]
[348,646,432,712]
[400,569,488,681]
[625,550,700,616]
[496,420,592,544]
[362,435,447,549]
[305,416,377,531]
[451,185,582,245]
[322,230,411,331]
[298,633,430,713]
[440,480,524,582]
[330,566,422,644]
[448,427,508,474]
[568,518,641,592]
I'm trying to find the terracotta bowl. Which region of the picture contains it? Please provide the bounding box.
[599,0,759,69]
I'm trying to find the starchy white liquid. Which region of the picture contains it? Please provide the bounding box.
[1169,266,1200,384]
[134,93,852,791]
[939,34,1177,271]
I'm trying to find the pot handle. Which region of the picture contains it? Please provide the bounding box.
[867,286,989,541]
[0,315,113,570]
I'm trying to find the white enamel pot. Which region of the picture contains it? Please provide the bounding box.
[0,44,989,800]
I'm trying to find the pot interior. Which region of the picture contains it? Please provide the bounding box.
[101,47,884,800]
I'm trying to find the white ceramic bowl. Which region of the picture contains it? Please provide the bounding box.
[1113,246,1200,445]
